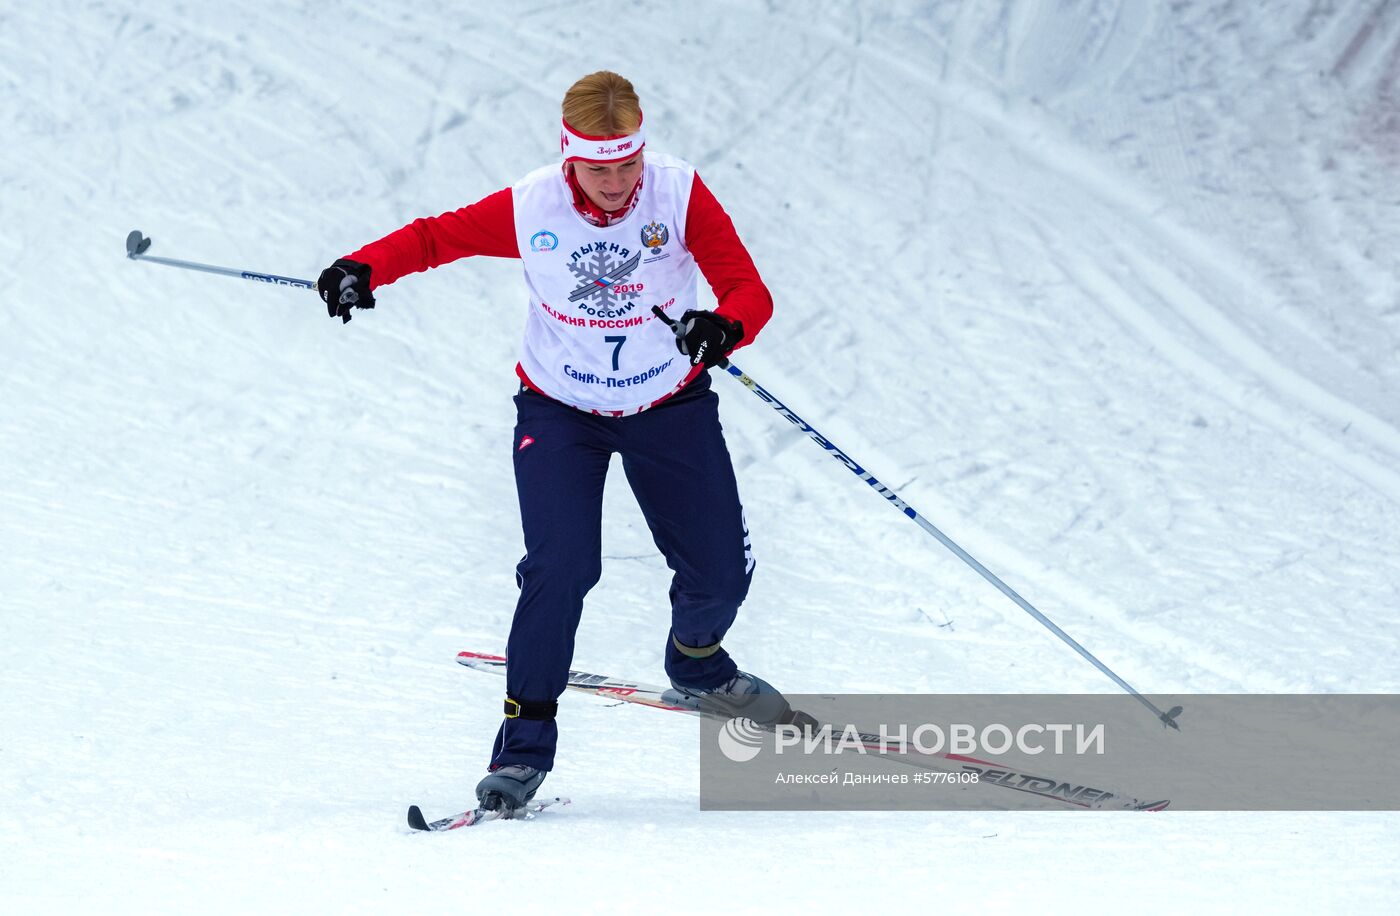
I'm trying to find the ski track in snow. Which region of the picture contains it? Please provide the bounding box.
[721,0,1400,696]
[3,1,1399,912]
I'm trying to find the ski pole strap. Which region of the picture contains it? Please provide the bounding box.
[672,633,722,659]
[504,697,558,720]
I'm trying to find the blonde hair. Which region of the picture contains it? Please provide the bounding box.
[561,71,642,137]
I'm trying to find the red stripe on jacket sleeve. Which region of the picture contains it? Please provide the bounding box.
[345,187,520,289]
[684,173,773,349]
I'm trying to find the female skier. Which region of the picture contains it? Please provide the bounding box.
[318,71,795,813]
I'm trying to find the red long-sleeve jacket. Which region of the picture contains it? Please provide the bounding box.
[345,172,773,348]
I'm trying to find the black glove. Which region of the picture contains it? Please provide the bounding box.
[675,309,743,369]
[317,258,375,323]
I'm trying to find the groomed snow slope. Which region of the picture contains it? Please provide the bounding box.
[3,1,1398,912]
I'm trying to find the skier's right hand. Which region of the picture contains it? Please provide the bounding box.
[317,258,375,323]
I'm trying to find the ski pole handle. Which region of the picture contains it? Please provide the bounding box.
[125,230,316,290]
[651,305,731,370]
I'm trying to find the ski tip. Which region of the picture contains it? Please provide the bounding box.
[125,230,151,258]
[407,804,429,831]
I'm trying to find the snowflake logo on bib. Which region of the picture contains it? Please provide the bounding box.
[566,249,643,310]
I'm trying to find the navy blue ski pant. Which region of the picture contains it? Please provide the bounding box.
[491,375,752,771]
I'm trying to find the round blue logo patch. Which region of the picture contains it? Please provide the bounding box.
[530,231,559,252]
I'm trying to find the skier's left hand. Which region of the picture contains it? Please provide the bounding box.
[675,309,743,368]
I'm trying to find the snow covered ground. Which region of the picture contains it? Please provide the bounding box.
[4,0,1399,911]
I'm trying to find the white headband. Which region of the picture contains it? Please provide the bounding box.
[560,115,646,163]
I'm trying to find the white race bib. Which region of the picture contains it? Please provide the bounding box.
[513,152,700,415]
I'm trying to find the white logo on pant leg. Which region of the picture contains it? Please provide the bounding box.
[741,509,754,575]
[718,716,765,763]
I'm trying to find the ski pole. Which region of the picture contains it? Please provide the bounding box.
[124,230,316,289]
[652,307,1182,731]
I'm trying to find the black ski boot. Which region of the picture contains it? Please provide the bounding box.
[475,764,546,814]
[667,671,817,729]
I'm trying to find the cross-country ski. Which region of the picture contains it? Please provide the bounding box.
[406,797,571,832]
[454,651,1170,812]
